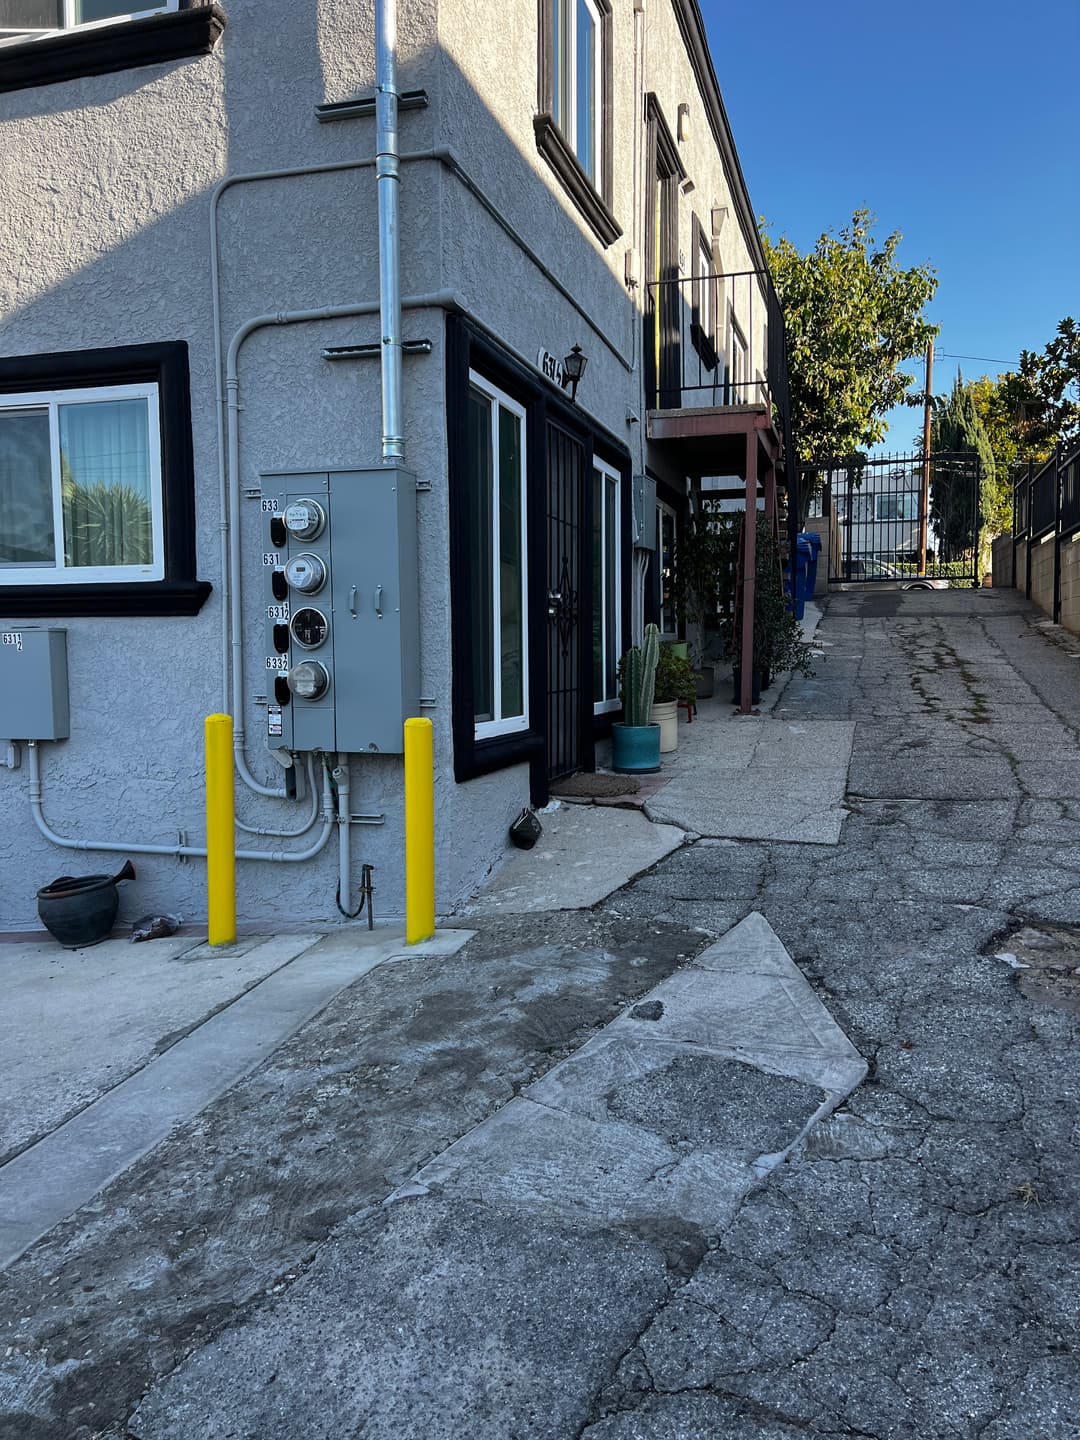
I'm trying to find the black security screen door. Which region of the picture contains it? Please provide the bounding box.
[546,421,586,780]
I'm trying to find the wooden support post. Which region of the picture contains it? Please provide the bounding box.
[740,435,758,714]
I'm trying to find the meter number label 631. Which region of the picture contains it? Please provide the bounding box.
[266,603,290,621]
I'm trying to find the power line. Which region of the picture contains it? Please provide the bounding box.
[936,350,1018,367]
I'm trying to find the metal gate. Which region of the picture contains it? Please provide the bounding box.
[801,451,982,587]
[545,422,585,780]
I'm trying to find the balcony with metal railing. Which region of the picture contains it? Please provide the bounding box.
[644,267,794,479]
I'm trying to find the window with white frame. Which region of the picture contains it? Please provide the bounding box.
[552,0,602,185]
[467,371,529,739]
[592,460,621,712]
[728,312,749,402]
[0,382,165,584]
[656,499,677,638]
[0,0,176,44]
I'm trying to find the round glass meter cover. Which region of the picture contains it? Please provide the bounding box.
[288,660,330,700]
[284,552,327,594]
[290,607,329,650]
[283,498,326,540]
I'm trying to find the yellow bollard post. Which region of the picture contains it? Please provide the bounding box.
[404,717,435,944]
[205,713,236,946]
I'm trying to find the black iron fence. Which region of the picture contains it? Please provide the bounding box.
[1012,440,1080,542]
[1008,439,1080,624]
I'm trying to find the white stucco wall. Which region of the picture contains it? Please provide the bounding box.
[0,0,769,932]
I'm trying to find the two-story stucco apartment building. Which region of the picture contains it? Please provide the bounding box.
[0,0,794,931]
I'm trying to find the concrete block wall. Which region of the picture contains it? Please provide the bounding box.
[1029,537,1055,616]
[1059,535,1080,635]
[991,535,1013,588]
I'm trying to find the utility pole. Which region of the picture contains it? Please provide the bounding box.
[918,340,934,574]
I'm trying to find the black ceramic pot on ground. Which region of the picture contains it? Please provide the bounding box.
[37,860,136,948]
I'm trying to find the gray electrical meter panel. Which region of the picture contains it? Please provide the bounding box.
[0,626,70,739]
[262,468,420,755]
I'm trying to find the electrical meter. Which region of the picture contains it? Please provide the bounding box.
[283,498,326,540]
[285,552,327,594]
[288,660,330,700]
[289,607,328,650]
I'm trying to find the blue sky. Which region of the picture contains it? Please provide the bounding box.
[702,0,1080,451]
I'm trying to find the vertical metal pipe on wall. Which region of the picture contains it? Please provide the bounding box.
[376,0,404,463]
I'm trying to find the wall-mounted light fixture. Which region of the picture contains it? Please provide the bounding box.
[677,103,690,142]
[561,344,588,402]
[711,205,729,239]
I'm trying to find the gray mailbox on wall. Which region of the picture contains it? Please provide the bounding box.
[0,627,70,740]
[262,468,420,756]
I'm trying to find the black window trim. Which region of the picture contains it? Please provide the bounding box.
[535,0,621,248]
[0,2,225,94]
[0,341,210,617]
[690,212,720,373]
[447,314,631,791]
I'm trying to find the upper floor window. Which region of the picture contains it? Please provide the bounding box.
[552,0,601,185]
[535,0,620,248]
[0,0,177,44]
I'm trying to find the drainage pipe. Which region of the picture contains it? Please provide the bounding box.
[27,741,335,864]
[376,0,403,463]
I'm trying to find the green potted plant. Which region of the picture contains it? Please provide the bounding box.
[672,505,740,700]
[612,624,662,773]
[650,645,697,752]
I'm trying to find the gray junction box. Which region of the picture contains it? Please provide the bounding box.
[0,627,70,740]
[262,468,420,756]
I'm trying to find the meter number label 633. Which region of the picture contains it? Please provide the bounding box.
[265,655,290,671]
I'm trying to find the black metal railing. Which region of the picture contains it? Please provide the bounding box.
[1013,471,1030,536]
[1061,447,1080,534]
[646,268,776,412]
[1030,457,1057,538]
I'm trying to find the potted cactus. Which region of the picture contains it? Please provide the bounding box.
[612,623,662,773]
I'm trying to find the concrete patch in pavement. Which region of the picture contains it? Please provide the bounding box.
[392,912,865,1227]
[644,720,855,844]
[0,927,473,1270]
[461,803,685,915]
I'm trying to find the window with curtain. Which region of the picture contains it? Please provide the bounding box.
[0,383,164,584]
[592,460,620,712]
[0,0,176,43]
[466,371,529,739]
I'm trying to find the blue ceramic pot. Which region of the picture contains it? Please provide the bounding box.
[611,722,661,774]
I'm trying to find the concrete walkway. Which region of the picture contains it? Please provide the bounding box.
[0,587,1078,1440]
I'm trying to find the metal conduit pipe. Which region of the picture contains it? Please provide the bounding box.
[376,0,404,463]
[333,752,351,911]
[27,740,335,864]
[235,752,320,837]
[224,289,463,804]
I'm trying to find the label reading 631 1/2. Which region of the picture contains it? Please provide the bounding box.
[1,631,23,651]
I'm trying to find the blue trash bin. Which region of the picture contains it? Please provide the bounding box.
[790,538,810,620]
[798,532,822,601]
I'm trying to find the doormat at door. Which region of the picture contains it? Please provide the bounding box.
[550,773,641,798]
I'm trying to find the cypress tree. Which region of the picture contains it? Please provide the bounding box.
[930,371,995,561]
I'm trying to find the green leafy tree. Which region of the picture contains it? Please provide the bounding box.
[930,373,994,560]
[1011,317,1080,454]
[762,209,938,465]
